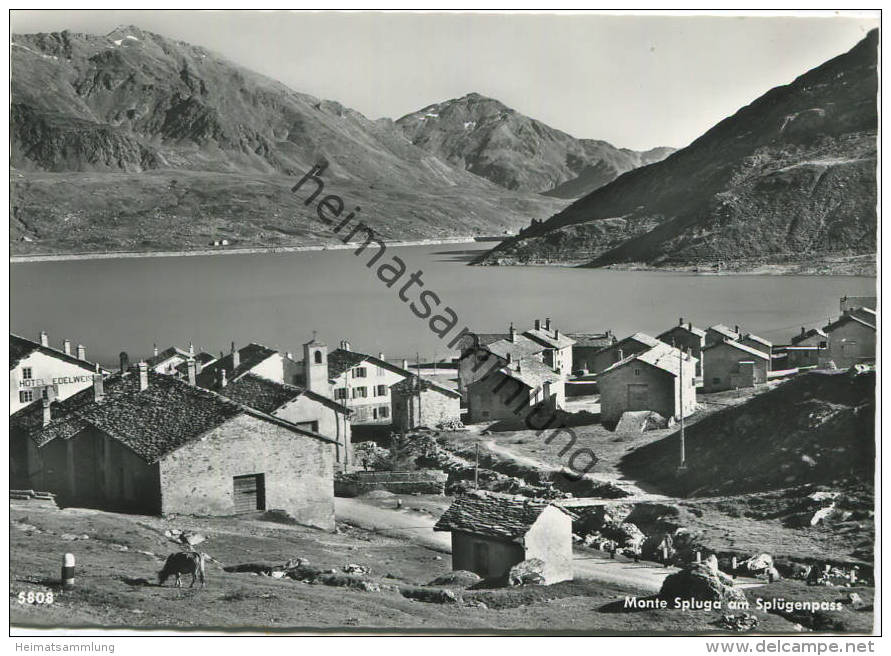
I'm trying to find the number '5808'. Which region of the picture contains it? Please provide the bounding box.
[18,591,54,604]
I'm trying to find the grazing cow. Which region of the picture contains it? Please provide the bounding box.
[158,551,206,588]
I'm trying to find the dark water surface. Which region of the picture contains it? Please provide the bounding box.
[11,244,875,367]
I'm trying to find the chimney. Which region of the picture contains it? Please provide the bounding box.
[153,343,159,357]
[138,362,149,390]
[509,323,517,343]
[535,319,541,331]
[555,328,560,339]
[402,359,408,370]
[42,398,52,427]
[688,322,693,331]
[679,317,684,326]
[186,359,197,386]
[801,327,806,336]
[231,342,240,370]
[39,331,49,347]
[286,351,293,360]
[119,351,130,374]
[63,339,71,355]
[93,373,105,402]
[734,325,740,335]
[545,317,551,331]
[76,344,86,360]
[189,342,195,357]
[218,368,228,388]
[617,348,624,361]
[379,352,385,361]
[343,341,351,352]
[506,353,512,364]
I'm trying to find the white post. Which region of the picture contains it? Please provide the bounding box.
[62,553,75,589]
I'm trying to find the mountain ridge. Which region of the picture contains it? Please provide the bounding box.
[396,92,674,196]
[473,30,878,271]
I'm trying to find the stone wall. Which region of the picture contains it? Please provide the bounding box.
[334,469,448,496]
[391,386,460,431]
[159,413,335,530]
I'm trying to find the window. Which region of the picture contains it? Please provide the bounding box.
[22,367,33,380]
[819,341,827,349]
[379,406,389,419]
[19,390,33,403]
[353,367,367,378]
[334,388,348,400]
[42,387,50,400]
[634,368,641,376]
[353,386,367,399]
[314,351,323,364]
[375,384,388,397]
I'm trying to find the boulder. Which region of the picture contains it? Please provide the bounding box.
[810,504,836,526]
[848,593,866,610]
[428,570,482,588]
[343,563,371,575]
[659,563,747,605]
[720,612,759,632]
[744,553,774,574]
[508,558,546,586]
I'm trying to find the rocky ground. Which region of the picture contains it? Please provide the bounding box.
[9,499,874,633]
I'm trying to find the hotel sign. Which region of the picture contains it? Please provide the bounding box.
[19,375,94,388]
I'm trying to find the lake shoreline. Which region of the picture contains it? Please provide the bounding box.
[9,235,504,263]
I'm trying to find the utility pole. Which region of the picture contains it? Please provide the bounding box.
[677,346,687,473]
[416,351,422,426]
[474,440,480,489]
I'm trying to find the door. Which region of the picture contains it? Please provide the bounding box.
[473,541,489,577]
[627,384,649,410]
[233,474,265,513]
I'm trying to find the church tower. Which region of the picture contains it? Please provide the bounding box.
[303,334,329,395]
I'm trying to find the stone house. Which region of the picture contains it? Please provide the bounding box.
[705,324,741,347]
[11,364,336,529]
[456,328,546,395]
[210,371,353,467]
[822,311,876,369]
[10,333,105,416]
[196,342,302,388]
[658,318,706,378]
[598,343,697,425]
[434,492,575,584]
[465,355,564,424]
[391,375,462,431]
[522,318,576,377]
[567,331,616,374]
[702,340,770,392]
[791,327,828,348]
[739,333,773,361]
[145,344,216,376]
[590,332,661,374]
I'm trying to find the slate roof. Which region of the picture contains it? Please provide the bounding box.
[824,313,877,333]
[568,332,616,349]
[601,343,697,378]
[391,375,461,398]
[497,357,562,390]
[703,339,770,360]
[12,370,335,463]
[522,327,576,349]
[327,348,413,382]
[658,323,707,340]
[172,351,217,377]
[10,334,99,372]
[484,335,546,361]
[454,333,510,351]
[791,328,828,345]
[144,346,190,368]
[194,343,278,388]
[216,373,349,414]
[708,324,741,341]
[741,333,773,348]
[434,493,574,541]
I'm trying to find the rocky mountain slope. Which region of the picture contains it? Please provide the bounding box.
[397,93,673,196]
[11,27,566,255]
[474,30,878,269]
[620,370,875,498]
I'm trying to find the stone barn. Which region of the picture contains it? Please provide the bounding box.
[822,311,876,369]
[465,356,563,423]
[658,319,706,378]
[598,343,697,426]
[434,492,575,584]
[391,375,461,431]
[590,332,661,374]
[702,340,770,392]
[12,364,336,529]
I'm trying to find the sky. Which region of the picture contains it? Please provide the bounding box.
[10,10,879,150]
